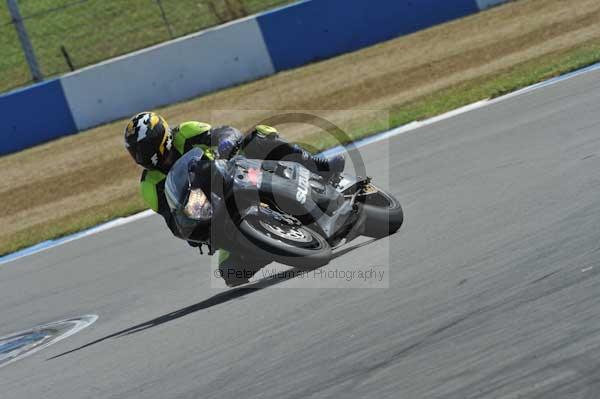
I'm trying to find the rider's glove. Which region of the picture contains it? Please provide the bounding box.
[217,138,239,159]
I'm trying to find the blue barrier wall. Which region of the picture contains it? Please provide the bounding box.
[258,0,480,71]
[0,79,76,155]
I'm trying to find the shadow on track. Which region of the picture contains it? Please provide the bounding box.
[48,238,378,361]
[330,237,378,259]
[48,271,294,360]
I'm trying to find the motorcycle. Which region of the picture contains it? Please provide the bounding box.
[164,147,403,269]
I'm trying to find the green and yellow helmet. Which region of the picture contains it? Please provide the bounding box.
[124,112,172,170]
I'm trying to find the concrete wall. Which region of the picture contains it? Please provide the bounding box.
[61,18,274,131]
[0,0,510,156]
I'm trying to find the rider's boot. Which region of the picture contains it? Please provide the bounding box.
[308,152,345,181]
[218,251,269,287]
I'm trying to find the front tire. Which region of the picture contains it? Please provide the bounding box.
[361,184,403,238]
[237,208,332,270]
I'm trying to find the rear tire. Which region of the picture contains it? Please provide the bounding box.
[361,185,403,238]
[237,209,331,270]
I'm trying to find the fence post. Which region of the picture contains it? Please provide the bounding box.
[6,0,43,82]
[155,0,174,39]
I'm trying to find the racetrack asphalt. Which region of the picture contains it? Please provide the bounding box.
[2,68,600,398]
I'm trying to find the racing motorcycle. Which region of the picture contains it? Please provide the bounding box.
[164,147,403,269]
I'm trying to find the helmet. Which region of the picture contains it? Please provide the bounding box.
[124,112,173,170]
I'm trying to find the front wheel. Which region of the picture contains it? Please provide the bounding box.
[237,208,332,270]
[360,184,404,238]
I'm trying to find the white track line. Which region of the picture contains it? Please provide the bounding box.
[0,211,154,265]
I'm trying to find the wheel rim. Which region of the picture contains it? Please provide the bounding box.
[259,220,313,243]
[245,208,325,250]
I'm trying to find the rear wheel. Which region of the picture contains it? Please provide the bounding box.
[237,207,331,270]
[360,184,403,238]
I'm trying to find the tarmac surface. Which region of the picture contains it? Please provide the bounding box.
[2,68,600,398]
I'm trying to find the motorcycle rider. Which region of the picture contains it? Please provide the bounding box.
[124,111,344,286]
